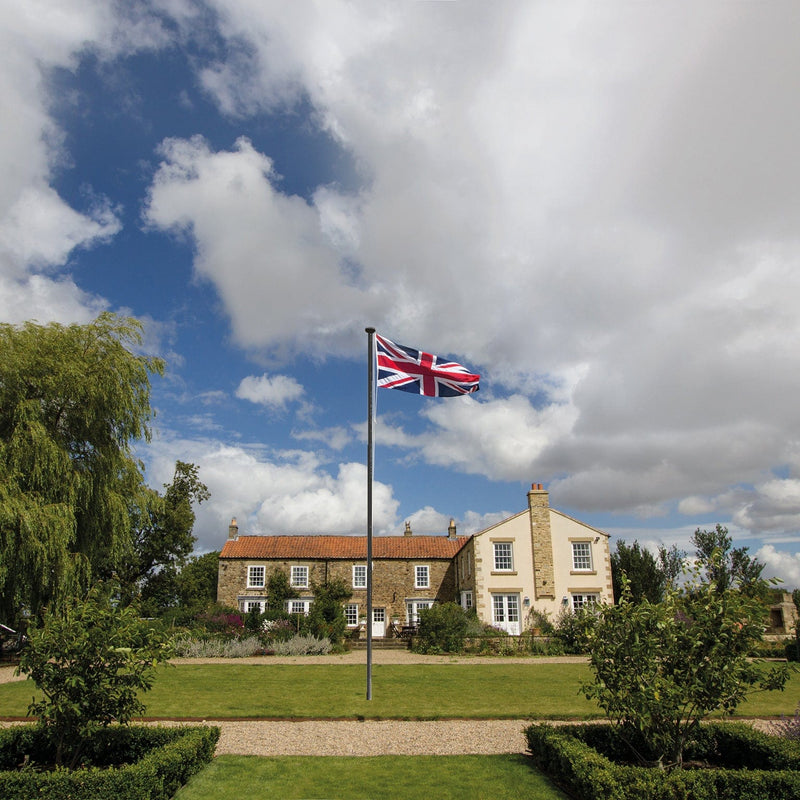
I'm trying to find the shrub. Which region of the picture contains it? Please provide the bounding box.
[307,579,351,645]
[525,722,800,800]
[526,608,556,635]
[17,584,172,769]
[582,568,792,769]
[261,616,296,643]
[172,634,263,658]
[272,634,332,656]
[195,608,243,634]
[0,725,219,800]
[414,602,470,653]
[552,607,593,654]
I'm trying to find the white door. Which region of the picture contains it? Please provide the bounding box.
[492,594,521,636]
[372,607,386,638]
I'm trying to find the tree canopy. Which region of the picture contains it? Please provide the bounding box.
[0,314,164,623]
[691,524,765,596]
[110,460,210,605]
[611,540,685,604]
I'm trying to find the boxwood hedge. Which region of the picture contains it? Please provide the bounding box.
[525,722,800,800]
[0,724,219,800]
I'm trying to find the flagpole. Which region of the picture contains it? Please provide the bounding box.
[365,327,376,700]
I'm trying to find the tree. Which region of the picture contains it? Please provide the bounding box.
[175,551,219,614]
[611,540,686,603]
[17,583,172,768]
[266,569,298,613]
[111,461,210,604]
[0,314,164,624]
[582,564,790,771]
[692,524,765,595]
[307,578,351,645]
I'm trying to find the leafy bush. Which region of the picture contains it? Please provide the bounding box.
[195,608,243,634]
[552,607,593,654]
[261,616,296,643]
[307,579,351,645]
[582,568,792,769]
[526,608,556,635]
[18,584,172,769]
[0,725,219,800]
[272,634,332,656]
[525,722,800,800]
[414,602,470,653]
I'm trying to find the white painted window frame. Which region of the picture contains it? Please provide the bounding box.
[247,565,265,588]
[352,564,367,589]
[291,565,309,588]
[493,541,514,571]
[415,564,430,589]
[571,541,593,571]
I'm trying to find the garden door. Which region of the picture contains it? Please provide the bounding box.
[372,607,386,638]
[492,594,521,636]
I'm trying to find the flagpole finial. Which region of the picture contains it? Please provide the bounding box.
[365,326,375,334]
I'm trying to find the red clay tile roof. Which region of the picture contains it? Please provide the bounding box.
[220,534,469,560]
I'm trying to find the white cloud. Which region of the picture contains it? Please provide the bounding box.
[292,426,352,451]
[142,3,800,527]
[756,544,800,591]
[12,2,800,540]
[236,373,305,409]
[0,0,173,323]
[142,437,401,551]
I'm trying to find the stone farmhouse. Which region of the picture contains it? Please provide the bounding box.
[217,483,613,636]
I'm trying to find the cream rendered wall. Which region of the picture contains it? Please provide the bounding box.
[549,510,613,616]
[471,510,537,631]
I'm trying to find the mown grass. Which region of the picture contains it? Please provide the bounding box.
[173,754,570,800]
[2,661,799,720]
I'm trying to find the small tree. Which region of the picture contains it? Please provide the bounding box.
[582,565,790,770]
[266,569,298,613]
[17,583,172,769]
[307,579,351,645]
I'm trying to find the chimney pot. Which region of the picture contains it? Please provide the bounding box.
[228,517,239,540]
[448,518,457,539]
[404,521,413,537]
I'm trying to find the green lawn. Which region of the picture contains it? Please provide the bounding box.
[174,754,570,800]
[2,661,799,720]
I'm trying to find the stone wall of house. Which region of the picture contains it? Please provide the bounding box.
[218,556,457,622]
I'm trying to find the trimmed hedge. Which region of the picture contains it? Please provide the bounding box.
[0,724,219,800]
[525,722,800,800]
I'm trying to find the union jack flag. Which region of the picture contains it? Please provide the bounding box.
[375,334,480,397]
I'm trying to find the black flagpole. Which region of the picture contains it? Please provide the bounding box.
[365,327,375,700]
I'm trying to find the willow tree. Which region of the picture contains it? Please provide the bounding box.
[0,313,164,623]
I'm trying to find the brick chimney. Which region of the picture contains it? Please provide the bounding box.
[404,521,413,537]
[528,483,555,599]
[448,518,457,539]
[228,517,239,541]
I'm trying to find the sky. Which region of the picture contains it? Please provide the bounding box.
[4,1,800,586]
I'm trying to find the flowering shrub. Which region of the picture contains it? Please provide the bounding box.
[261,618,296,642]
[196,611,243,635]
